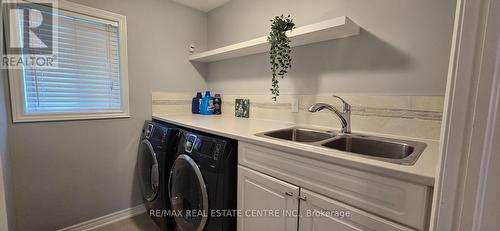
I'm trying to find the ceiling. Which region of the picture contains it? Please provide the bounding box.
[171,0,231,12]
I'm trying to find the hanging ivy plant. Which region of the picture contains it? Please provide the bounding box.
[268,14,295,101]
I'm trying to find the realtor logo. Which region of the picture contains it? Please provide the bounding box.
[2,0,58,69]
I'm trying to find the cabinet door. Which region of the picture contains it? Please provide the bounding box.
[299,189,415,231]
[237,165,299,231]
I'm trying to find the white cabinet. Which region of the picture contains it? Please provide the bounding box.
[299,189,414,231]
[238,165,416,231]
[237,165,299,231]
[238,142,431,230]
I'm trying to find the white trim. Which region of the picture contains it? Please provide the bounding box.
[431,0,500,230]
[4,0,130,123]
[472,68,500,229]
[457,0,500,228]
[429,0,480,229]
[57,204,146,231]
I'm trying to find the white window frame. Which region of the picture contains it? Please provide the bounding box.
[5,0,130,122]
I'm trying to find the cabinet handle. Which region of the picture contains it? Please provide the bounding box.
[285,192,294,197]
[299,196,307,201]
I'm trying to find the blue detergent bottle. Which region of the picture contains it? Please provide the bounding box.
[191,92,202,114]
[200,91,215,115]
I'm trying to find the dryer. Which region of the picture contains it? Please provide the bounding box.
[168,130,237,231]
[138,121,179,230]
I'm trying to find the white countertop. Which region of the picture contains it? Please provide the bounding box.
[153,114,439,186]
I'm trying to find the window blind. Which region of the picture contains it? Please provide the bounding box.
[19,6,122,114]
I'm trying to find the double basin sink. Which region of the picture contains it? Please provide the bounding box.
[255,127,427,165]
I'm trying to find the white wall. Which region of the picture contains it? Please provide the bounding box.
[0,166,8,231]
[0,74,11,231]
[0,71,11,231]
[0,1,14,229]
[6,0,207,230]
[206,0,456,95]
[480,108,500,229]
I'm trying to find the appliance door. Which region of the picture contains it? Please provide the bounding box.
[169,154,208,231]
[138,139,160,202]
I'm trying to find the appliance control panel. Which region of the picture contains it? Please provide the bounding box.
[185,134,197,153]
[144,124,154,138]
[213,143,223,160]
[184,132,227,161]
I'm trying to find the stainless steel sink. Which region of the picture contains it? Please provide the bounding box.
[256,128,426,165]
[255,127,337,143]
[321,135,426,165]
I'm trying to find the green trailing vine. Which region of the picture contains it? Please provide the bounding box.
[268,15,295,101]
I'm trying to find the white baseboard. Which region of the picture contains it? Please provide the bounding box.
[58,204,146,231]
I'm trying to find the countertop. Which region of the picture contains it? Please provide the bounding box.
[153,114,439,186]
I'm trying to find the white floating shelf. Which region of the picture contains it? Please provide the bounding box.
[189,16,360,63]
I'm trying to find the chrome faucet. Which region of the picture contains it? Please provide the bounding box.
[308,95,351,134]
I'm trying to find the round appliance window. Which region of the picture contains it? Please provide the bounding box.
[169,154,208,231]
[138,139,160,202]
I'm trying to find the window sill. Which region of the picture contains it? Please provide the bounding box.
[12,113,131,123]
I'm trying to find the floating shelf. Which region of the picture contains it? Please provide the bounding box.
[189,16,360,63]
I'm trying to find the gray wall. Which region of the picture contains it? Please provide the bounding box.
[206,0,456,95]
[7,0,207,230]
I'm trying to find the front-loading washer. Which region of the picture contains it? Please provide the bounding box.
[138,120,179,230]
[168,129,237,231]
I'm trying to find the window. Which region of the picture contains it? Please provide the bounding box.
[5,1,129,122]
